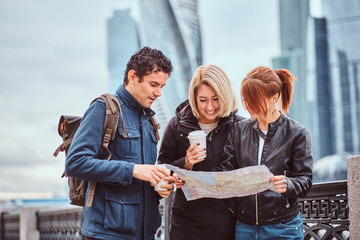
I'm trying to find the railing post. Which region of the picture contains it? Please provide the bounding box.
[164,194,174,240]
[0,212,6,240]
[347,155,360,239]
[20,207,40,240]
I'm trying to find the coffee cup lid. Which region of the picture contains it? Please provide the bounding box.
[188,130,206,138]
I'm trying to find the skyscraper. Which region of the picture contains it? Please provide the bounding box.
[274,0,360,166]
[107,9,140,93]
[137,1,202,238]
[272,0,309,126]
[138,0,203,137]
[322,0,360,156]
[306,17,336,160]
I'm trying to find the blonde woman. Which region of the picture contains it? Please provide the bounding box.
[158,64,245,239]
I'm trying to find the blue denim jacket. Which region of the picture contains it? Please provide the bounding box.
[65,86,161,240]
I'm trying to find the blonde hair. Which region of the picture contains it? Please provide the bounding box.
[189,64,237,119]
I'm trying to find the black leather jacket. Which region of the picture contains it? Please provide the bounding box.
[222,113,313,225]
[158,100,244,239]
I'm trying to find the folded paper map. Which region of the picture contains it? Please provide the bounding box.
[166,164,276,201]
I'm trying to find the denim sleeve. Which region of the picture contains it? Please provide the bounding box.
[65,100,134,186]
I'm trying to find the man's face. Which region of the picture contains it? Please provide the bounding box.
[127,71,169,108]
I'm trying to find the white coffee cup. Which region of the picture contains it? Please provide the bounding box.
[154,164,171,191]
[188,130,207,159]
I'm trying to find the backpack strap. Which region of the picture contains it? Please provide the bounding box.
[86,93,125,207]
[150,116,160,141]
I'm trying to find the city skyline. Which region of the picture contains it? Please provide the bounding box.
[0,0,288,198]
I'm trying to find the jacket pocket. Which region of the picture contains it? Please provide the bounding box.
[104,191,140,234]
[116,128,141,158]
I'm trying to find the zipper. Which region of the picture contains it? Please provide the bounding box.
[140,122,143,164]
[284,170,290,208]
[255,194,259,225]
[228,206,235,216]
[256,133,264,225]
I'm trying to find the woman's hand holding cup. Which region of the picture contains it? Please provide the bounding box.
[184,143,206,170]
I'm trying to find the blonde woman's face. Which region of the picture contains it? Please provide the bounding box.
[196,84,220,124]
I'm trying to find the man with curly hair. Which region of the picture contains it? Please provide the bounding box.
[66,47,177,240]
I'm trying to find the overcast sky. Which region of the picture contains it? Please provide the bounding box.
[0,0,280,198]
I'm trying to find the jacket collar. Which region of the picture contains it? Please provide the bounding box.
[253,112,287,139]
[115,85,155,117]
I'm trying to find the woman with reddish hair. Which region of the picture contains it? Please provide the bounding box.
[222,66,313,239]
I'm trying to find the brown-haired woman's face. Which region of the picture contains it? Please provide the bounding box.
[196,84,220,124]
[245,96,273,119]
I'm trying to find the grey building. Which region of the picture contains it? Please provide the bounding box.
[306,17,336,161]
[322,0,360,156]
[107,9,140,93]
[272,0,309,126]
[273,0,360,182]
[138,0,203,137]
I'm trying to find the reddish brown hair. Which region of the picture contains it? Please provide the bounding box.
[241,66,295,115]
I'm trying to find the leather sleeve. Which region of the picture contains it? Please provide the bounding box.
[214,124,238,171]
[285,127,313,198]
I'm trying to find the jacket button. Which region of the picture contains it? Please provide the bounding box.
[120,200,124,204]
[180,133,183,137]
[273,212,277,216]
[241,210,245,214]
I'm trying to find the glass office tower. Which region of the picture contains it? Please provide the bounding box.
[272,0,309,126]
[107,9,140,93]
[322,0,360,156]
[306,17,336,161]
[138,0,203,136]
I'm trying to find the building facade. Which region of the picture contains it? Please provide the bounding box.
[107,9,140,93]
[306,17,337,161]
[322,0,360,156]
[272,0,309,126]
[273,0,360,181]
[138,0,203,137]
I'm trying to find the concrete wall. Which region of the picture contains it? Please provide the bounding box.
[348,155,360,239]
[20,207,40,240]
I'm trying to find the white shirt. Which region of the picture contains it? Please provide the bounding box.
[258,130,268,165]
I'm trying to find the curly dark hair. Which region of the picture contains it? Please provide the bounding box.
[123,46,173,86]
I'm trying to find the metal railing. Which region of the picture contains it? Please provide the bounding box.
[36,207,83,240]
[1,212,20,240]
[0,181,349,240]
[299,180,349,240]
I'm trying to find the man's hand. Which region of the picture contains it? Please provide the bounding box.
[156,173,184,198]
[155,176,174,198]
[269,175,287,193]
[133,164,170,186]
